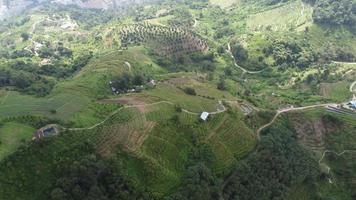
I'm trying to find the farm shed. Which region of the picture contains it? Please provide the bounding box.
[200,112,210,121]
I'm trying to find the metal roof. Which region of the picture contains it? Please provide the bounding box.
[200,112,209,121]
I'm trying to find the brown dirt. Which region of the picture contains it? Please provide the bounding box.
[290,113,326,154]
[101,96,161,113]
[165,77,197,86]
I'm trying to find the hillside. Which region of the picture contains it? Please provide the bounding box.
[0,0,355,199]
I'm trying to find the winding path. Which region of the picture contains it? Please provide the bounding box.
[227,43,264,74]
[124,61,132,72]
[350,81,356,93]
[332,61,356,65]
[65,100,226,131]
[256,103,338,139]
[319,150,356,164]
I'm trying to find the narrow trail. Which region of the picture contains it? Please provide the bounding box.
[65,100,226,131]
[350,81,356,93]
[332,61,356,65]
[193,17,198,28]
[227,43,264,74]
[318,150,356,184]
[66,101,173,131]
[319,150,356,164]
[256,103,338,139]
[124,61,132,72]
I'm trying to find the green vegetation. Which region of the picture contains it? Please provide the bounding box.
[0,0,355,199]
[0,122,35,160]
[313,0,356,26]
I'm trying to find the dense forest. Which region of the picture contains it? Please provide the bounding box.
[313,0,356,26]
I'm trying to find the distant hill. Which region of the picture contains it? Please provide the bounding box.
[0,0,161,20]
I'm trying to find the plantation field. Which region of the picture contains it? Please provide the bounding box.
[66,103,121,128]
[319,81,352,102]
[0,122,35,160]
[0,91,91,120]
[247,0,313,32]
[80,46,166,77]
[207,115,257,174]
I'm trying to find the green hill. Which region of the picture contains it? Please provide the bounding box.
[0,0,355,199]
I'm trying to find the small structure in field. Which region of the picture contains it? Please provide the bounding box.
[347,100,356,109]
[34,124,60,140]
[200,112,210,121]
[148,79,157,87]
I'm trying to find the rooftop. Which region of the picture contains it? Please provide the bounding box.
[200,112,210,121]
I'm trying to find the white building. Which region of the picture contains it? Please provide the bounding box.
[200,112,210,121]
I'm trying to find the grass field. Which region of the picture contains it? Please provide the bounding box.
[0,122,35,160]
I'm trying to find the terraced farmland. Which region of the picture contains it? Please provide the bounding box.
[0,91,91,120]
[247,0,313,32]
[207,117,257,174]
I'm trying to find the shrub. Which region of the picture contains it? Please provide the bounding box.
[184,87,197,95]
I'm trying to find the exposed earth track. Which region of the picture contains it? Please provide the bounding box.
[332,61,356,65]
[124,61,132,72]
[319,150,356,164]
[65,100,226,131]
[256,103,338,139]
[227,43,264,75]
[350,81,356,93]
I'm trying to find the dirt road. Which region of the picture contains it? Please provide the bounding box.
[227,43,264,74]
[256,103,337,139]
[350,81,356,93]
[66,100,227,131]
[124,61,132,72]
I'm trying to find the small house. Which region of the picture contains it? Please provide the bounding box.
[148,79,157,87]
[200,112,210,121]
[348,100,356,109]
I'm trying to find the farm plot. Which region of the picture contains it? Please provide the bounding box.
[207,117,257,174]
[137,121,195,194]
[0,122,35,160]
[247,1,313,32]
[144,83,220,113]
[120,23,208,57]
[0,91,91,120]
[145,103,176,121]
[319,81,352,102]
[88,107,156,156]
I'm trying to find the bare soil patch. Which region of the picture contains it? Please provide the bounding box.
[165,77,197,86]
[290,113,326,154]
[101,96,161,113]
